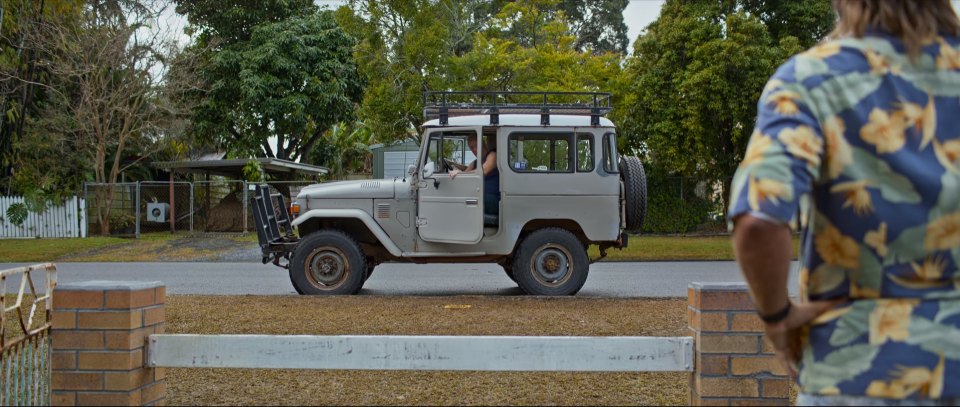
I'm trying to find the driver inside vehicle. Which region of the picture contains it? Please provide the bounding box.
[449,135,499,216]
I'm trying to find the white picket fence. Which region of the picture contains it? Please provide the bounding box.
[0,196,86,238]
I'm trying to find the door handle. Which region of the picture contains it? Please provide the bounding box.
[465,199,478,206]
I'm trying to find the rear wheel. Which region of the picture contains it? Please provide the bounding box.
[512,228,589,296]
[289,230,367,295]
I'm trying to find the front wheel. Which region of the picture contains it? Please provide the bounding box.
[512,228,589,296]
[289,230,367,295]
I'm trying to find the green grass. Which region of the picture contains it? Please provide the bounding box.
[0,233,799,263]
[589,235,800,261]
[0,236,129,262]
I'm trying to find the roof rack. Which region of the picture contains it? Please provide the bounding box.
[423,91,612,126]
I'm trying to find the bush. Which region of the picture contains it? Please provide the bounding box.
[109,212,136,232]
[642,193,713,234]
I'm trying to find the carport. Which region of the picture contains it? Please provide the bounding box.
[148,157,329,233]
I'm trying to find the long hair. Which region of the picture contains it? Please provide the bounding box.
[830,0,960,59]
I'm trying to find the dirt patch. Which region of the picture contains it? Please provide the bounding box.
[165,295,689,406]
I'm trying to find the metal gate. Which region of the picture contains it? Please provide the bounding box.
[0,264,57,405]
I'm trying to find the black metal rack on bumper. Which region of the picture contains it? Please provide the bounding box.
[251,184,299,267]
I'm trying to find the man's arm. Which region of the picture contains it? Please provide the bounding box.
[732,214,792,314]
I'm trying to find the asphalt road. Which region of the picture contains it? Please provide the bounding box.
[0,261,800,298]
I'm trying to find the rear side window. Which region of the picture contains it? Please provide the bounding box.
[576,133,594,172]
[508,133,573,173]
[603,132,619,173]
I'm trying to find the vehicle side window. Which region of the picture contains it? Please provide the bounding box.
[424,131,476,173]
[508,133,573,173]
[576,134,594,172]
[602,132,619,173]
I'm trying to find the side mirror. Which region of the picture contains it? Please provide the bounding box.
[422,161,436,178]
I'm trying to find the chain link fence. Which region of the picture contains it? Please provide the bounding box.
[138,182,193,234]
[82,177,733,237]
[83,182,138,237]
[194,180,248,233]
[82,180,320,237]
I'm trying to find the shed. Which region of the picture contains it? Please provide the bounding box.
[370,138,420,179]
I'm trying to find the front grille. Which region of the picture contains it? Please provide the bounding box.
[361,182,381,189]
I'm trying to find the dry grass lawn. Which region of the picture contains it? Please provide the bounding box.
[165,295,689,406]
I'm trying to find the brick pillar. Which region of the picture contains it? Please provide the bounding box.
[51,281,166,406]
[688,282,790,406]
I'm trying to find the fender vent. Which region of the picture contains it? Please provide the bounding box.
[376,203,391,219]
[361,182,381,189]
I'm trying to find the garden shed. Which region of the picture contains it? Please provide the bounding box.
[370,138,419,179]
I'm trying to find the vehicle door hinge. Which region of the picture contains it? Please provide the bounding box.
[416,217,427,227]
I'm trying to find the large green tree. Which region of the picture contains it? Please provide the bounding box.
[337,0,626,144]
[175,2,363,163]
[616,0,831,211]
[0,0,84,194]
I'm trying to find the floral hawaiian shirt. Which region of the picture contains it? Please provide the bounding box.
[729,31,960,400]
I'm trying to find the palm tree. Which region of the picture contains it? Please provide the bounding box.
[324,122,373,180]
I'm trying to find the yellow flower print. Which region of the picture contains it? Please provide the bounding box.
[811,306,852,325]
[815,224,860,270]
[932,139,960,175]
[924,211,960,252]
[885,354,947,398]
[866,48,900,75]
[819,386,841,396]
[892,256,950,289]
[823,116,852,179]
[830,180,874,216]
[747,176,790,212]
[896,96,937,150]
[741,131,772,168]
[803,42,841,60]
[921,97,936,150]
[868,299,918,345]
[866,380,907,399]
[864,222,888,257]
[936,38,960,70]
[779,126,822,167]
[766,90,802,116]
[861,108,907,153]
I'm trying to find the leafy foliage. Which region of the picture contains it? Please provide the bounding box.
[616,0,829,212]
[179,8,364,163]
[5,202,28,226]
[337,0,625,144]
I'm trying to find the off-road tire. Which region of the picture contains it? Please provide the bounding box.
[619,155,647,233]
[289,230,367,295]
[512,228,589,296]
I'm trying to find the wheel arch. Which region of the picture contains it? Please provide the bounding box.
[293,209,403,257]
[519,219,589,247]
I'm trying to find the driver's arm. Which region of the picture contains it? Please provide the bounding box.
[479,152,496,175]
[450,160,477,179]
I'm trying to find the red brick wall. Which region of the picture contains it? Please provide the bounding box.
[51,281,166,406]
[688,282,790,406]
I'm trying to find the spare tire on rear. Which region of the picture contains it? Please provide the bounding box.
[619,156,647,233]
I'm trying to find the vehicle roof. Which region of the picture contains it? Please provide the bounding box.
[422,114,615,128]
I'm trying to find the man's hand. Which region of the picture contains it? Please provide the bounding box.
[449,169,460,179]
[764,300,842,379]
